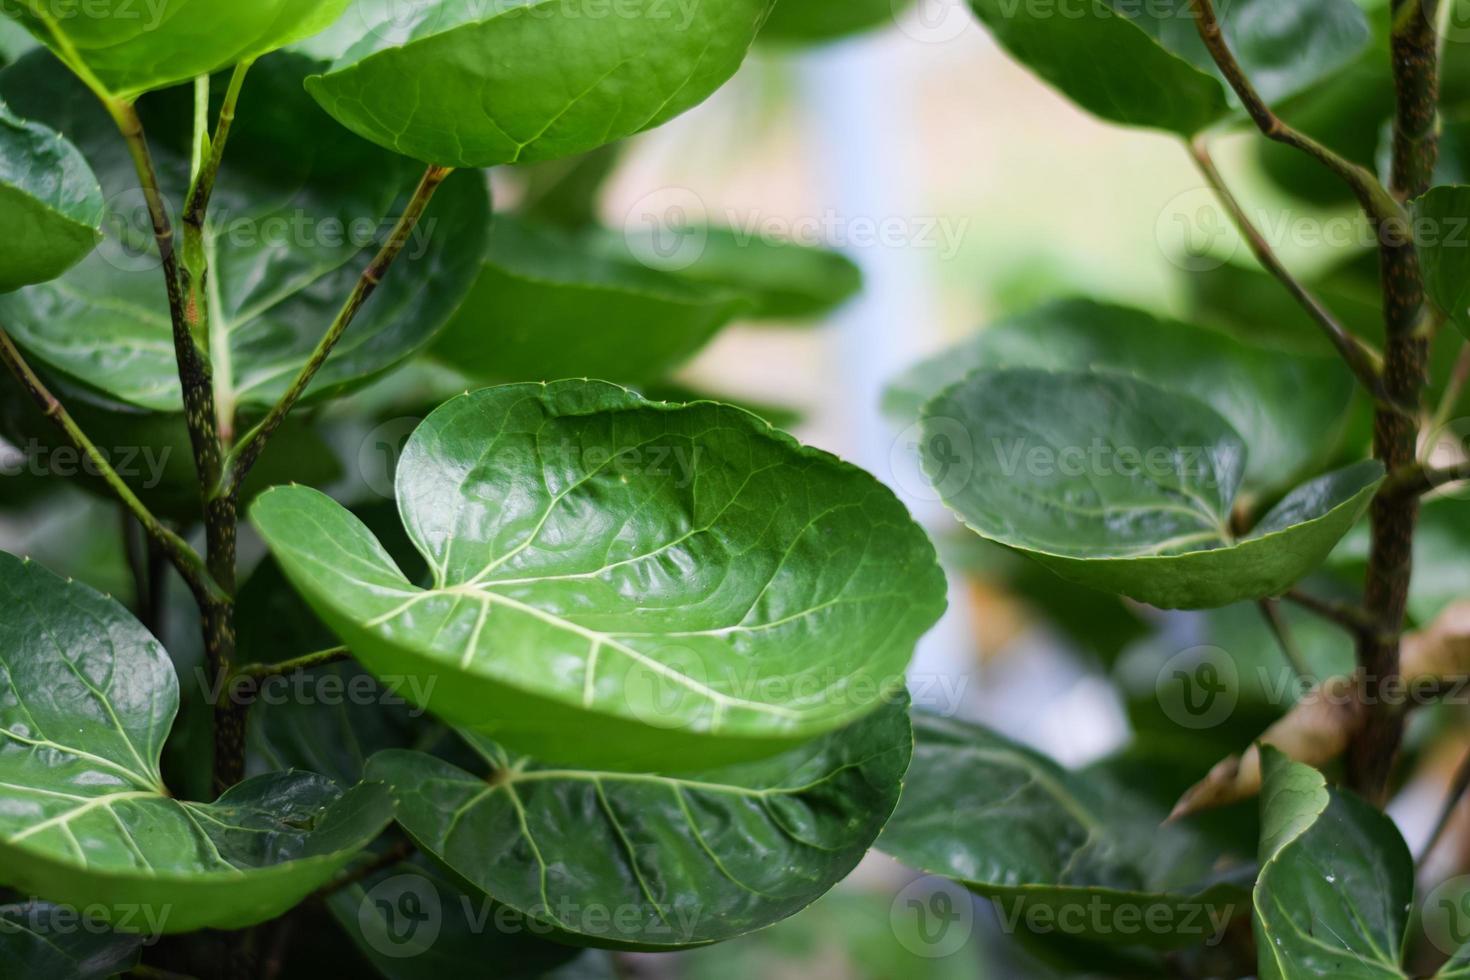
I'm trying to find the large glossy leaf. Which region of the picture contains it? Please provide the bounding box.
[0,99,101,293]
[0,902,142,978]
[324,854,582,978]
[878,713,1249,950]
[1414,185,1470,339]
[1252,748,1412,978]
[0,0,350,98]
[967,0,1368,136]
[601,226,863,322]
[305,0,776,168]
[923,369,1383,609]
[366,695,912,949]
[0,551,394,934]
[0,51,489,418]
[885,299,1355,496]
[432,216,750,386]
[252,381,947,771]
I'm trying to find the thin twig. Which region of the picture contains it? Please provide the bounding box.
[1188,136,1386,401]
[0,328,222,605]
[1420,744,1470,865]
[313,839,415,901]
[1384,460,1470,498]
[1188,0,1403,226]
[1283,589,1378,637]
[1257,599,1312,682]
[237,647,351,681]
[224,164,454,492]
[1429,340,1470,440]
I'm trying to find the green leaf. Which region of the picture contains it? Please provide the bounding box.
[0,99,101,293]
[0,551,394,934]
[1253,748,1412,978]
[885,299,1355,495]
[251,381,947,771]
[305,0,776,168]
[0,0,350,98]
[0,902,142,978]
[0,51,489,417]
[366,695,912,949]
[432,216,750,386]
[0,17,33,66]
[967,0,1369,136]
[922,369,1383,609]
[600,226,864,321]
[760,0,911,43]
[878,712,1249,950]
[1414,185,1470,339]
[323,854,582,979]
[1331,495,1470,626]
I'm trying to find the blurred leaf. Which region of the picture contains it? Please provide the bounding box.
[1414,184,1470,339]
[760,0,913,44]
[433,215,750,386]
[0,902,142,979]
[1331,495,1470,625]
[879,712,1250,950]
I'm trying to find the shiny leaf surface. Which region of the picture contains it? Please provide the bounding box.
[885,299,1354,495]
[252,381,947,771]
[922,369,1383,608]
[305,0,775,167]
[366,696,912,949]
[0,99,101,293]
[0,52,488,417]
[0,0,350,98]
[0,551,394,934]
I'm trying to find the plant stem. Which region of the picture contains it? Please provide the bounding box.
[1349,0,1442,802]
[1284,588,1378,638]
[224,164,454,491]
[1257,599,1312,682]
[106,99,224,500]
[1188,136,1386,401]
[237,647,351,681]
[1429,340,1470,440]
[1419,744,1470,865]
[313,839,415,900]
[0,327,222,605]
[1384,460,1470,497]
[1188,0,1403,226]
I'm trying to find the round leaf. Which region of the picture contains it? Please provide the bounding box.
[0,99,101,292]
[878,712,1248,950]
[967,0,1369,136]
[305,0,776,168]
[0,0,351,98]
[251,382,947,771]
[0,551,394,933]
[366,696,912,949]
[0,51,489,417]
[884,299,1355,495]
[602,226,863,321]
[432,216,750,386]
[1252,748,1413,977]
[922,369,1383,609]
